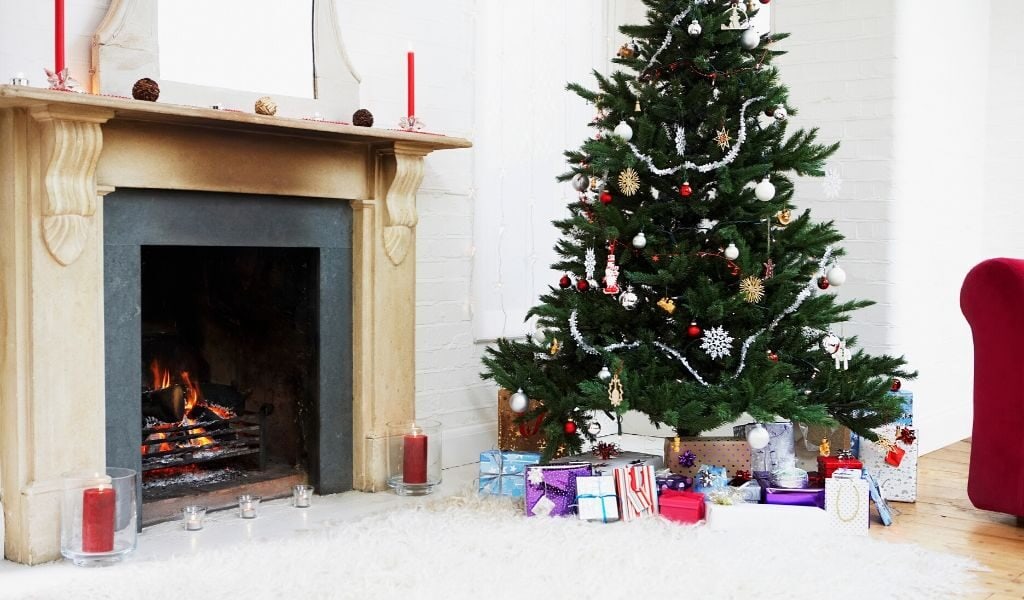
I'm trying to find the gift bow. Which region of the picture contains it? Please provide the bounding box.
[576,492,616,522]
[835,450,854,461]
[896,426,916,445]
[734,469,751,481]
[678,450,697,468]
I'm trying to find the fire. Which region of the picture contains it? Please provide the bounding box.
[144,359,235,456]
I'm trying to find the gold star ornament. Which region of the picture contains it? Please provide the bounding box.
[618,167,641,196]
[739,275,766,303]
[714,127,732,150]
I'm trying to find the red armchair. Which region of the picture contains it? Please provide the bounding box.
[960,258,1024,520]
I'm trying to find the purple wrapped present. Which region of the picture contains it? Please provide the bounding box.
[655,471,693,494]
[525,463,593,517]
[755,475,825,509]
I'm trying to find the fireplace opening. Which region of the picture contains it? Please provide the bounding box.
[139,246,318,515]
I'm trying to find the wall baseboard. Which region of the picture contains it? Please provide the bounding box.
[442,422,497,469]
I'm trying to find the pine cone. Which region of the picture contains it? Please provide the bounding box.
[131,78,160,102]
[352,108,374,127]
[254,96,278,116]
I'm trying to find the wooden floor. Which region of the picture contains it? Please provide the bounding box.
[870,439,1024,599]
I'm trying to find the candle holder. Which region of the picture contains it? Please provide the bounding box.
[10,73,29,86]
[386,419,442,496]
[60,468,137,567]
[182,505,207,531]
[293,485,315,508]
[237,494,262,519]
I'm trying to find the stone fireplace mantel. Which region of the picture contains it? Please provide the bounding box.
[0,85,471,564]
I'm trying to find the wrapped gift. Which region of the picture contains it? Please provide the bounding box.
[478,450,540,498]
[851,391,913,456]
[858,424,918,502]
[693,464,729,494]
[659,490,706,524]
[817,452,863,478]
[576,475,619,523]
[552,450,663,474]
[524,463,593,517]
[825,473,870,535]
[613,463,659,521]
[655,470,693,494]
[794,423,854,471]
[732,480,761,504]
[705,501,831,532]
[664,436,749,477]
[760,485,826,509]
[733,422,795,473]
[498,389,565,456]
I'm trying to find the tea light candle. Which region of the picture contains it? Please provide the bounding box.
[293,485,314,508]
[182,505,207,531]
[237,494,261,519]
[10,73,29,86]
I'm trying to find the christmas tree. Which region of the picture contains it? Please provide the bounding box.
[482,0,912,460]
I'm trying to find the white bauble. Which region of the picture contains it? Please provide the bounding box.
[821,333,841,355]
[826,265,847,287]
[774,107,788,121]
[612,121,634,141]
[741,28,761,50]
[508,388,529,414]
[687,20,702,37]
[632,232,647,249]
[746,423,770,450]
[619,289,639,310]
[587,421,602,436]
[724,243,740,260]
[754,177,776,202]
[597,366,612,382]
[651,187,661,200]
[571,173,589,192]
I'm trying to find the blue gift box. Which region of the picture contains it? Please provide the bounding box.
[478,450,541,497]
[692,464,729,494]
[852,391,913,457]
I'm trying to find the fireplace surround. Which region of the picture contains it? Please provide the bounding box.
[0,85,470,564]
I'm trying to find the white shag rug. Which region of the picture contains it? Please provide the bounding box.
[3,492,981,600]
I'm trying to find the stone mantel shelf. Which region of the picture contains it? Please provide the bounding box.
[0,84,470,564]
[0,85,471,151]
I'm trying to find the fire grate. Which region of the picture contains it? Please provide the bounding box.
[140,409,268,473]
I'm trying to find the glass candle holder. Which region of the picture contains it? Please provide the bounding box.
[237,494,261,519]
[60,467,137,567]
[182,505,207,531]
[293,485,314,508]
[386,419,442,496]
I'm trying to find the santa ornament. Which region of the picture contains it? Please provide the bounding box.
[603,253,621,295]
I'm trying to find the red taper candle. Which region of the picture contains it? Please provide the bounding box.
[55,0,65,74]
[82,487,115,553]
[402,430,427,484]
[406,45,415,119]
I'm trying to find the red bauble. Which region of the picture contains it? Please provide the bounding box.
[559,274,572,289]
[817,276,830,290]
[564,421,577,435]
[679,182,693,197]
[759,0,770,4]
[576,279,590,292]
[891,378,902,392]
[687,322,702,338]
[600,190,613,204]
[768,351,779,362]
[708,72,717,81]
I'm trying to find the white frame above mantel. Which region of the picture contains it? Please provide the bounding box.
[91,0,361,120]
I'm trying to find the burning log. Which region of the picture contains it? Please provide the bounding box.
[199,382,248,413]
[142,385,186,423]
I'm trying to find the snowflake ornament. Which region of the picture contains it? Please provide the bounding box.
[584,248,597,281]
[697,218,719,234]
[714,127,732,150]
[700,326,734,360]
[822,167,843,199]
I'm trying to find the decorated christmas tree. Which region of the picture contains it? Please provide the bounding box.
[482,0,912,460]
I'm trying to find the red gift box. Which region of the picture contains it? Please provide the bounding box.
[884,444,906,467]
[817,454,863,478]
[659,490,706,524]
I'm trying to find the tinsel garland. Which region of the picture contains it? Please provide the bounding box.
[643,1,710,72]
[653,342,709,386]
[569,310,640,356]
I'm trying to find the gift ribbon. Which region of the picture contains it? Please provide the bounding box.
[577,493,616,523]
[518,412,545,437]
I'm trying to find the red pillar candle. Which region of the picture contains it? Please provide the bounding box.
[55,0,65,74]
[82,487,115,553]
[406,45,415,118]
[403,430,428,484]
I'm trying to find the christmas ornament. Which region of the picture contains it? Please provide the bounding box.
[619,287,639,310]
[599,190,613,204]
[831,338,851,370]
[576,279,590,292]
[618,167,641,196]
[603,253,620,295]
[823,166,843,199]
[254,96,278,116]
[597,366,612,382]
[635,99,641,112]
[549,338,561,355]
[651,187,661,200]
[697,218,718,234]
[739,275,766,303]
[767,350,779,362]
[754,177,776,201]
[773,107,788,121]
[679,182,694,197]
[613,121,634,141]
[760,0,770,3]
[776,209,793,226]
[131,77,160,102]
[632,232,647,248]
[508,388,529,414]
[679,450,697,468]
[714,127,732,150]
[584,248,597,283]
[608,372,623,407]
[822,333,842,355]
[616,43,636,59]
[817,276,830,290]
[762,258,776,279]
[589,176,601,191]
[657,297,677,314]
[352,108,374,127]
[723,243,740,260]
[587,421,602,436]
[593,441,621,460]
[700,326,735,360]
[746,423,770,450]
[564,421,578,435]
[687,322,702,338]
[826,265,847,287]
[571,173,589,192]
[741,28,761,50]
[687,20,702,37]
[721,2,750,30]
[891,378,902,392]
[45,67,81,92]
[558,274,572,289]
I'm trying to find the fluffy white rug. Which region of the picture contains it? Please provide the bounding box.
[4,492,981,600]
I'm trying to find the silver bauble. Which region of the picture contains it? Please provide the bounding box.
[741,28,761,50]
[724,243,740,261]
[746,423,770,450]
[773,107,788,121]
[597,366,612,382]
[632,232,647,249]
[687,20,702,37]
[587,421,602,436]
[612,121,634,142]
[619,288,639,310]
[571,173,589,192]
[508,388,529,414]
[754,177,776,202]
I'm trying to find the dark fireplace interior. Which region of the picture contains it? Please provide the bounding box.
[139,246,318,501]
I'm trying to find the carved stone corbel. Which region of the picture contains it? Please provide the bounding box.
[382,142,431,266]
[30,106,113,266]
